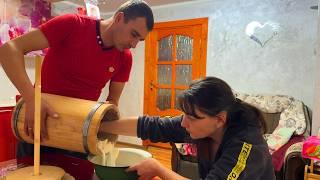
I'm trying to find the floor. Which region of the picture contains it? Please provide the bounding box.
[147,146,172,170]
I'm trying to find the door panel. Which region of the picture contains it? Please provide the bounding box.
[144,18,208,148]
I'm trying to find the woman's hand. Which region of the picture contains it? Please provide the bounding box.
[126,158,164,180]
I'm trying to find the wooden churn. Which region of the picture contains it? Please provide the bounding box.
[11,93,119,155]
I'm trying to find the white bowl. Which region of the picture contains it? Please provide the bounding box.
[88,148,152,167]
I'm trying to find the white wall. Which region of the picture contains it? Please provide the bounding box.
[0,56,35,107]
[154,0,317,108]
[312,0,320,136]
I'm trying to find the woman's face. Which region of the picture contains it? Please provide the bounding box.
[181,108,221,139]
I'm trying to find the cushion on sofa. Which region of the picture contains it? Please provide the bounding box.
[236,93,306,153]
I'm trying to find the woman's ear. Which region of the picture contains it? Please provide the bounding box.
[215,111,227,128]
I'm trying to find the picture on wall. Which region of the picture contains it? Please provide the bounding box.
[0,0,51,46]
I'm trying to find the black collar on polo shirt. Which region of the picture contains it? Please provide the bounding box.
[96,20,114,51]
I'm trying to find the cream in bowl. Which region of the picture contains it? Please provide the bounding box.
[88,148,152,180]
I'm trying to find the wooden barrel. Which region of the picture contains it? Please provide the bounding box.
[11,93,119,155]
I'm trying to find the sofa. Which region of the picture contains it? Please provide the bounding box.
[171,93,312,180]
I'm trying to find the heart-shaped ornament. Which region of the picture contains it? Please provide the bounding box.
[245,21,279,47]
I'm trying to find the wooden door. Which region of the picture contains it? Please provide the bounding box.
[144,18,208,148]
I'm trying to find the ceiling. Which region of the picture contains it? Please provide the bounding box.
[52,0,198,14]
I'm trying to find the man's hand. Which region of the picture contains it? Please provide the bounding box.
[126,158,163,180]
[24,98,59,141]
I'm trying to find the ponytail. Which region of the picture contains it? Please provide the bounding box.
[228,98,267,134]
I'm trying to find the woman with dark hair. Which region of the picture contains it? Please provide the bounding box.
[100,76,275,180]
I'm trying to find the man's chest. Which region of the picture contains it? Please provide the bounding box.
[47,45,121,85]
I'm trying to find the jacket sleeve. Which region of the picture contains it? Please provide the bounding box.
[137,115,189,143]
[204,141,275,180]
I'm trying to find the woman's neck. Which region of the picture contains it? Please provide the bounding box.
[209,127,226,145]
[208,127,226,160]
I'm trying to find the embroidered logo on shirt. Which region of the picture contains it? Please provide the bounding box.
[108,67,115,73]
[227,142,252,180]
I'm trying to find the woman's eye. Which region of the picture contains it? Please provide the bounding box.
[186,115,196,121]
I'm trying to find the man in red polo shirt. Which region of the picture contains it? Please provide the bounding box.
[0,0,154,158]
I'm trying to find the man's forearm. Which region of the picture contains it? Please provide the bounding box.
[99,117,139,136]
[0,42,35,101]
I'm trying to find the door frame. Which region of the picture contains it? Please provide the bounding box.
[143,18,208,147]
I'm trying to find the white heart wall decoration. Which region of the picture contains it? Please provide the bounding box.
[245,21,279,47]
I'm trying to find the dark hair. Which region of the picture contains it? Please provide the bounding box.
[178,77,266,134]
[115,0,154,31]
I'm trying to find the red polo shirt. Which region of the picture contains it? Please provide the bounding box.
[39,14,132,100]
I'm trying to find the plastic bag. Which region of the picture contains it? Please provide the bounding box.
[302,136,320,161]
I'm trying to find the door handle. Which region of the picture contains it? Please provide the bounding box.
[149,81,156,90]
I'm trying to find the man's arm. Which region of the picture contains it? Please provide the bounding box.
[106,81,125,106]
[0,29,57,139]
[0,29,49,102]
